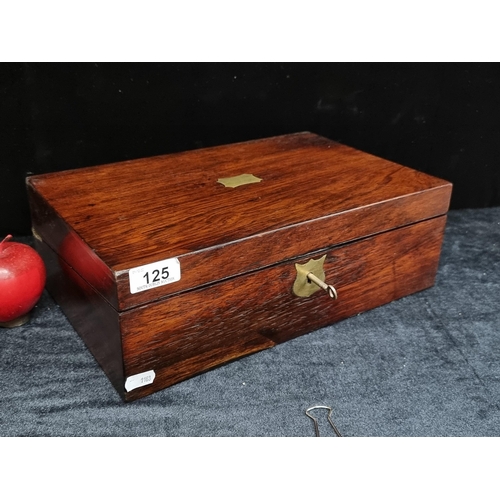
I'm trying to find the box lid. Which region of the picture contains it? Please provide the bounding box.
[27,132,452,311]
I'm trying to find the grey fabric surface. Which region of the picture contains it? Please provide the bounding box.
[0,207,499,436]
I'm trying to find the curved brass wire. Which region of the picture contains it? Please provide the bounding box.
[305,405,342,437]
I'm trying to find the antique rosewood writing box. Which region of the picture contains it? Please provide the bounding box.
[26,132,452,401]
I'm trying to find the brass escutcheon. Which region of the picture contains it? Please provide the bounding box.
[217,173,262,188]
[292,255,338,299]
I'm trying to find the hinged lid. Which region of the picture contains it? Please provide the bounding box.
[26,132,452,311]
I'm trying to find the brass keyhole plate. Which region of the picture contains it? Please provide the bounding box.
[293,255,327,298]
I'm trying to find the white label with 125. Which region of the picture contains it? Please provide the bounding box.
[129,257,181,294]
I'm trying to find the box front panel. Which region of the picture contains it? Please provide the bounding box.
[114,184,451,311]
[121,216,447,401]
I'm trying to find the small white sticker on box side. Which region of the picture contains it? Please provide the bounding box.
[125,370,156,392]
[129,257,181,294]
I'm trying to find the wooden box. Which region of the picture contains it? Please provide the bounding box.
[26,132,452,401]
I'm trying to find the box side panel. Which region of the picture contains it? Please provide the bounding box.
[27,181,119,310]
[121,216,447,401]
[34,237,125,400]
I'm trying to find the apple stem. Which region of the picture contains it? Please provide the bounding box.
[0,234,13,250]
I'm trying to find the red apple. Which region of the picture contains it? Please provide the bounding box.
[0,234,46,326]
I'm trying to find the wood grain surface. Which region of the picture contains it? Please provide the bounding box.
[121,216,446,401]
[27,132,452,310]
[27,133,452,401]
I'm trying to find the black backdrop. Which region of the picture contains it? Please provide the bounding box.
[2,62,499,236]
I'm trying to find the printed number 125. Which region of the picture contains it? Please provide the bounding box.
[143,267,169,284]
